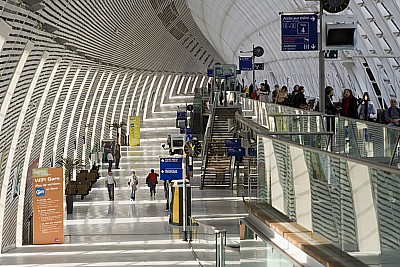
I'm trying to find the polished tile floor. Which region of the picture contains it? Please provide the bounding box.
[0,105,245,266]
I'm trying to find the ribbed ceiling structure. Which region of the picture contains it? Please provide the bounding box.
[187,0,400,108]
[0,0,399,255]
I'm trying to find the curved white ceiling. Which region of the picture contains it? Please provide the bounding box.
[187,0,400,107]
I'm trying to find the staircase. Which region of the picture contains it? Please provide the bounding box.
[201,107,238,188]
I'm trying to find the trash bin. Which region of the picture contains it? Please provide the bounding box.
[169,179,191,226]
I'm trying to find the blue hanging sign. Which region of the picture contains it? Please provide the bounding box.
[227,147,245,157]
[248,148,257,157]
[160,157,183,181]
[176,111,187,120]
[281,14,318,51]
[225,139,241,148]
[207,68,214,77]
[180,128,192,134]
[239,57,253,71]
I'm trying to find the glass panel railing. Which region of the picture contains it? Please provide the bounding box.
[189,220,217,265]
[240,221,297,267]
[248,135,400,260]
[239,96,400,168]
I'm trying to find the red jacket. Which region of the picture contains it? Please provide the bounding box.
[146,172,158,184]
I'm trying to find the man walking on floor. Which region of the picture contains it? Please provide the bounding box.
[105,171,117,201]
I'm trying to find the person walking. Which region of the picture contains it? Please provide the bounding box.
[105,171,117,201]
[146,169,159,198]
[114,144,121,169]
[128,170,139,201]
[106,151,114,172]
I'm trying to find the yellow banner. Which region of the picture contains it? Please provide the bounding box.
[33,168,64,245]
[130,116,140,146]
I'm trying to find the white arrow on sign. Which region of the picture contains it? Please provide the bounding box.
[311,44,316,49]
[311,16,316,22]
[161,170,164,173]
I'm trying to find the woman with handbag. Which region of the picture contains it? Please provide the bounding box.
[128,170,139,201]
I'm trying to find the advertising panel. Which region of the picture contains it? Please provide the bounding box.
[129,116,141,146]
[32,168,64,245]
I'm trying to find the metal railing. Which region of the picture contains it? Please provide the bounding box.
[239,96,400,168]
[200,96,217,189]
[188,217,227,266]
[237,99,400,255]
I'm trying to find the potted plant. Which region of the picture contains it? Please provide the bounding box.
[56,157,83,214]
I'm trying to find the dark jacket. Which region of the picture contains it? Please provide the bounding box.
[340,96,358,119]
[325,96,337,115]
[293,92,306,108]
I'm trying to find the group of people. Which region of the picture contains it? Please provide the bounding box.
[106,143,121,172]
[105,168,171,207]
[244,80,400,126]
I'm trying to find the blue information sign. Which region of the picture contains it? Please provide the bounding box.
[281,14,318,51]
[239,57,253,71]
[248,148,257,157]
[180,128,192,134]
[225,139,241,148]
[207,68,213,77]
[177,111,187,120]
[227,147,245,157]
[160,157,183,181]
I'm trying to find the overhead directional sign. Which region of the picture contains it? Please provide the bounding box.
[281,14,318,51]
[225,139,241,148]
[239,57,253,71]
[227,147,245,157]
[160,157,183,181]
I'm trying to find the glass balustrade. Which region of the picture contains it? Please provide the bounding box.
[239,96,400,168]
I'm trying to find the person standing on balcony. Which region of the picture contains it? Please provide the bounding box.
[385,98,400,126]
[340,89,359,119]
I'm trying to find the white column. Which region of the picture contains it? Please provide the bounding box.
[0,41,34,138]
[127,74,142,126]
[348,161,381,252]
[143,76,157,120]
[135,76,150,116]
[85,72,105,152]
[110,74,127,138]
[160,75,172,107]
[167,75,179,102]
[118,74,135,124]
[176,75,185,95]
[0,50,48,251]
[64,68,92,159]
[53,66,82,161]
[0,19,11,52]
[184,76,191,94]
[75,70,99,161]
[39,62,72,166]
[91,72,112,150]
[151,75,165,113]
[100,74,120,142]
[16,57,61,247]
[191,76,198,94]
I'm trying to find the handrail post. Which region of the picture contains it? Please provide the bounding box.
[215,229,226,267]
